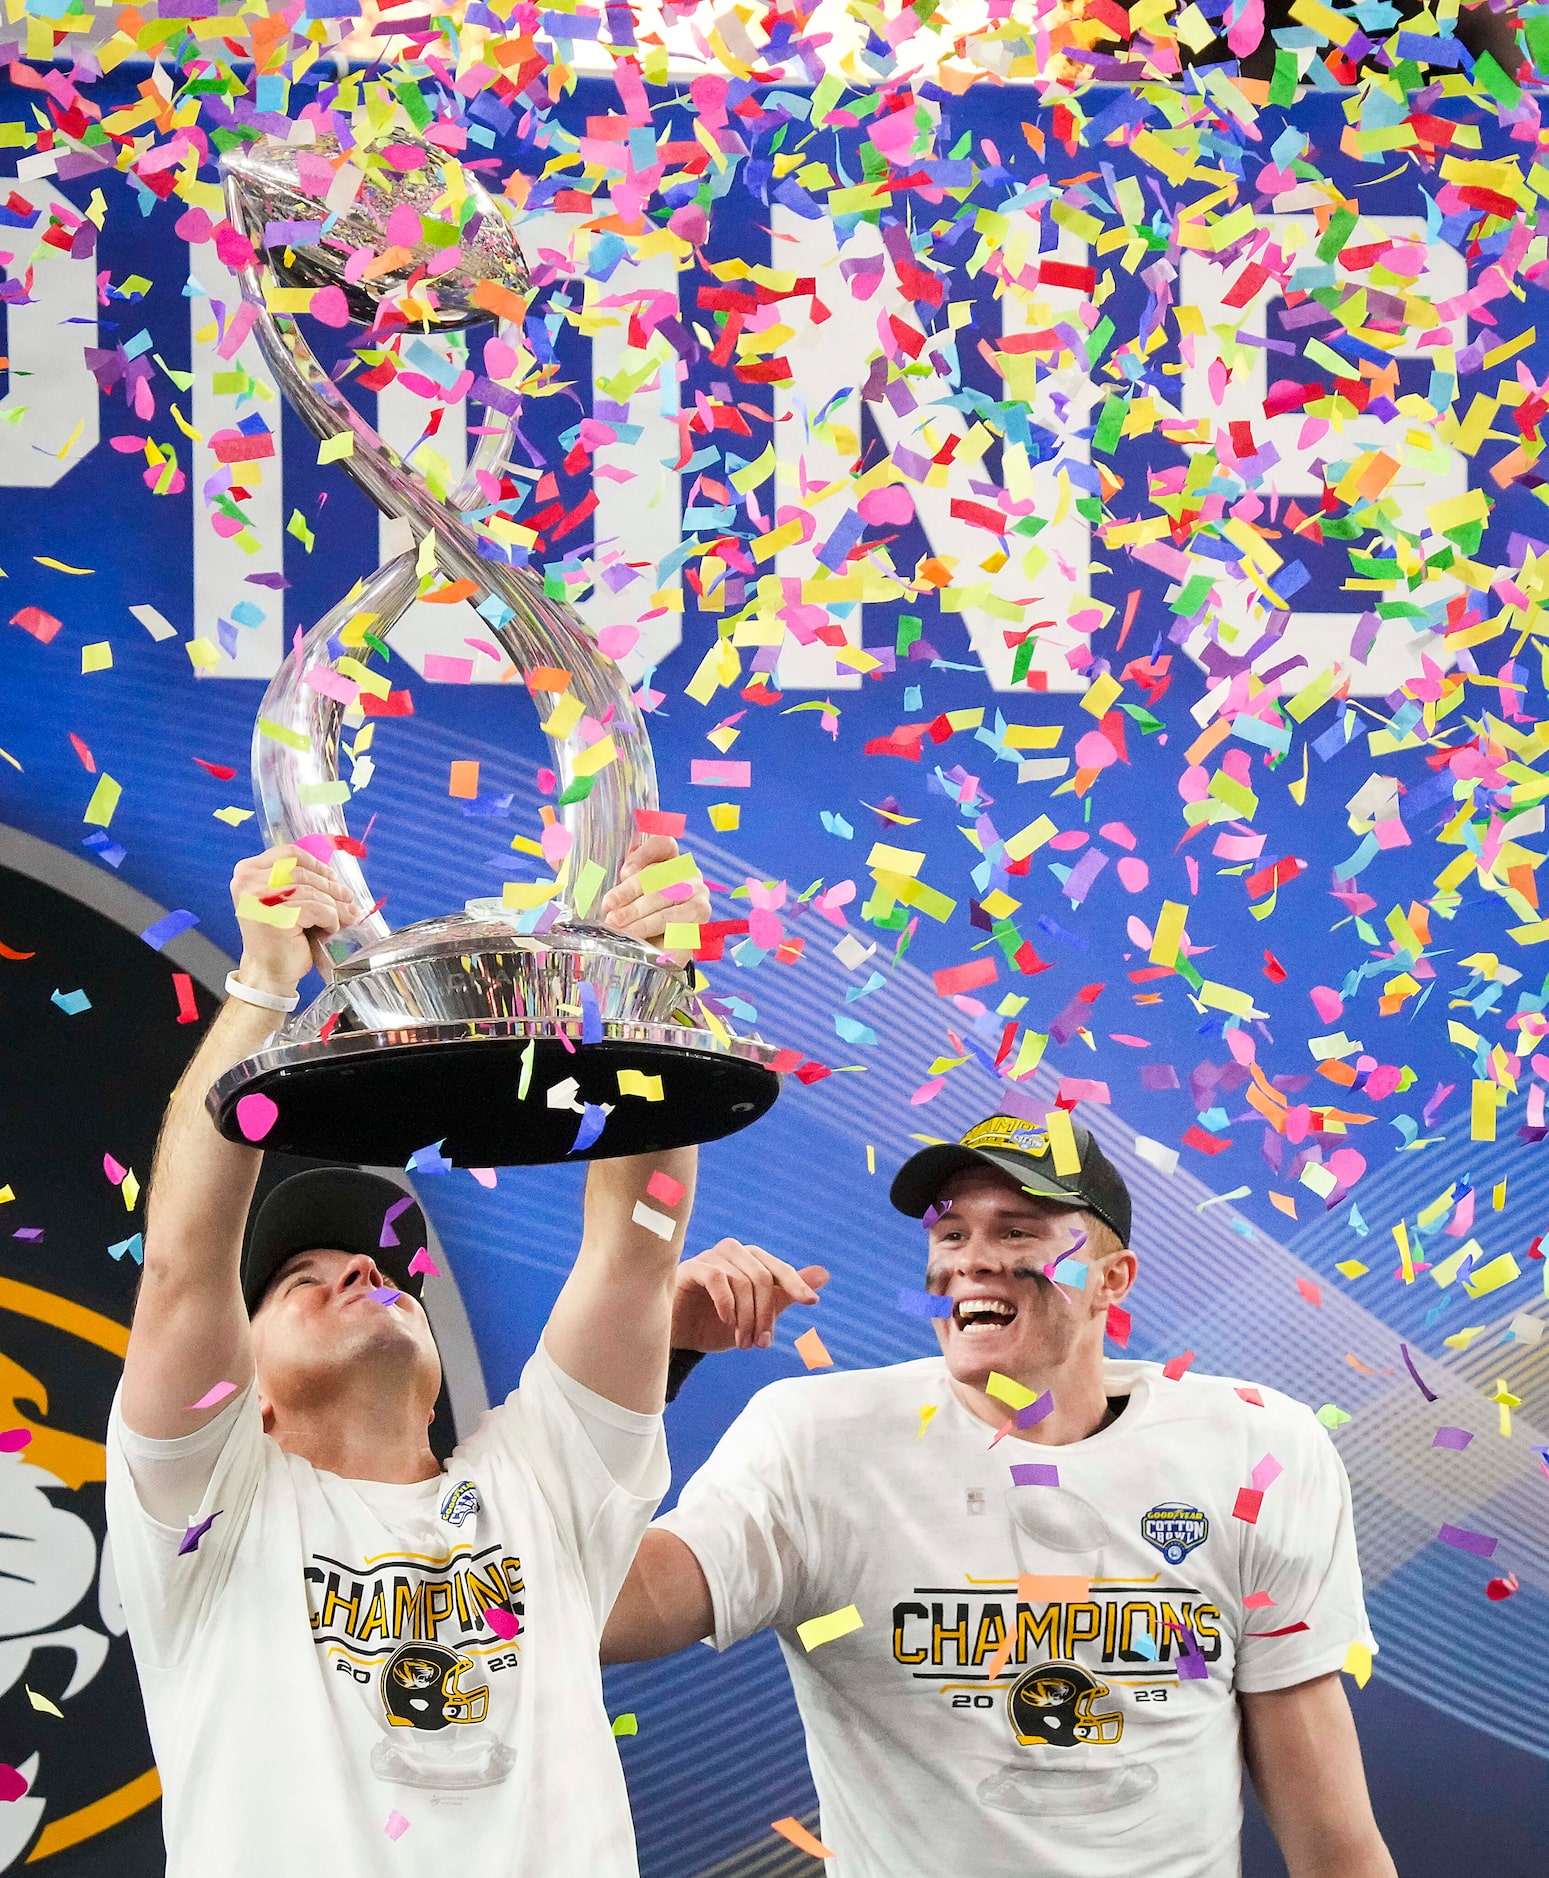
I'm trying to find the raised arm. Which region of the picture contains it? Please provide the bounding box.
[1240,1674,1396,1878]
[120,846,357,1439]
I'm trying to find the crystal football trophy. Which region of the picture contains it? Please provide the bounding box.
[206,134,781,1166]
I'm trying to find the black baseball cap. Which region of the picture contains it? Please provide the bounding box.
[243,1168,430,1316]
[890,1112,1131,1245]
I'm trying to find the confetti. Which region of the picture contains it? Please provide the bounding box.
[178,1511,221,1557]
[796,1606,862,1652]
[187,1381,237,1411]
[235,1093,279,1143]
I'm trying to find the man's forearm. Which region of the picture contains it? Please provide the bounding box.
[145,994,280,1274]
[545,1146,699,1411]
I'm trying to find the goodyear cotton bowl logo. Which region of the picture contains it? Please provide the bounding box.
[961,1117,1051,1157]
[440,1480,480,1527]
[1141,1503,1210,1566]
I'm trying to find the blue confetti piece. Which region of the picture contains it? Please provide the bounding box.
[833,1013,877,1047]
[51,988,91,1015]
[108,1233,144,1265]
[1051,1256,1088,1289]
[579,980,603,1045]
[140,909,199,952]
[1131,1628,1159,1661]
[820,811,854,839]
[571,1103,608,1153]
[408,1140,452,1175]
[896,1288,953,1319]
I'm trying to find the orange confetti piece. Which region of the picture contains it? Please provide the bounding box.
[771,1818,833,1859]
[794,1326,833,1370]
[449,761,479,799]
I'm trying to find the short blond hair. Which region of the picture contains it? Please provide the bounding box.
[1077,1210,1126,1263]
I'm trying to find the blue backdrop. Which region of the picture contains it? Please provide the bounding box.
[3,67,1549,1873]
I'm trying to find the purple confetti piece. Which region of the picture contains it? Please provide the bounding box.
[570,1103,608,1154]
[1438,1524,1497,1559]
[1015,1390,1054,1430]
[1432,1427,1474,1450]
[140,909,199,952]
[12,1228,43,1242]
[1399,1342,1438,1403]
[1009,1462,1060,1488]
[369,1286,403,1307]
[178,1510,221,1556]
[379,1195,414,1248]
[896,1288,953,1318]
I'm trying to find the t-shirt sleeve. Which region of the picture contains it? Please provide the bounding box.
[104,1383,269,1671]
[652,1385,813,1651]
[1233,1408,1375,1695]
[455,1338,669,1628]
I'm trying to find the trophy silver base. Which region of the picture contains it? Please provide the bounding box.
[207,913,783,1165]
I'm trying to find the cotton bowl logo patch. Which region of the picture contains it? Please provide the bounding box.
[962,1116,1051,1157]
[1141,1503,1209,1565]
[439,1480,480,1527]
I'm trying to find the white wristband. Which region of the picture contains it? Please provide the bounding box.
[224,971,300,1014]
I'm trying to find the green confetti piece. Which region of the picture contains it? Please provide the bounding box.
[1473,50,1521,108]
[1315,206,1358,264]
[1270,49,1300,104]
[1092,396,1125,455]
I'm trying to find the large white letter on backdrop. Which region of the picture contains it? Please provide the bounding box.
[1178,216,1467,697]
[0,182,98,488]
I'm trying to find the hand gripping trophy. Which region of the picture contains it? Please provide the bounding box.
[205,133,781,1167]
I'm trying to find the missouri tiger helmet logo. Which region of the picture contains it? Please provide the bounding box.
[1008,1662,1124,1749]
[381,1642,490,1732]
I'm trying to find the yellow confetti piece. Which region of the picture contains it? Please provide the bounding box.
[186,638,222,669]
[83,774,120,827]
[986,1371,1037,1411]
[1342,1641,1373,1688]
[1464,1253,1521,1299]
[502,881,555,910]
[572,859,607,919]
[1045,1106,1081,1177]
[663,921,701,951]
[1443,1326,1488,1350]
[214,807,254,826]
[707,803,740,831]
[796,1604,863,1652]
[318,432,355,464]
[121,1168,140,1212]
[1393,1221,1415,1286]
[616,1070,664,1101]
[35,556,92,575]
[572,734,618,778]
[1471,1080,1505,1142]
[234,893,300,930]
[80,641,112,674]
[25,1688,62,1719]
[1150,900,1187,968]
[916,1405,937,1439]
[542,691,585,741]
[1335,1260,1369,1279]
[611,1713,637,1737]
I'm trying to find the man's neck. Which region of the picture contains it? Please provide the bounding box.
[948,1344,1116,1446]
[268,1395,441,1485]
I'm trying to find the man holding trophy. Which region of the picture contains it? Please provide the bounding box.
[105,125,786,1878]
[106,833,717,1877]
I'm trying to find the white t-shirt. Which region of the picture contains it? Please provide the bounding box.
[655,1356,1374,1878]
[105,1341,667,1878]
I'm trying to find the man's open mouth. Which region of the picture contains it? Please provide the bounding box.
[953,1298,1019,1332]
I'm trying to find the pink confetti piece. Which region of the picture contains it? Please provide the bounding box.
[234,1092,279,1143]
[1242,1590,1276,1610]
[0,1765,28,1803]
[485,1606,520,1640]
[1250,1453,1283,1493]
[103,1153,127,1184]
[0,1429,31,1453]
[646,1169,685,1207]
[187,1380,237,1411]
[407,1247,440,1277]
[384,1811,411,1841]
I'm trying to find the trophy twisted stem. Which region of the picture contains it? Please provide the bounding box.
[222,165,658,958]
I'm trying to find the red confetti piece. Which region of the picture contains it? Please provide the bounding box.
[172,973,199,1025]
[1233,1487,1264,1524]
[1162,1351,1196,1381]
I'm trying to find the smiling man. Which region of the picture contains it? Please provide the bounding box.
[106,834,711,1878]
[606,1112,1396,1878]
